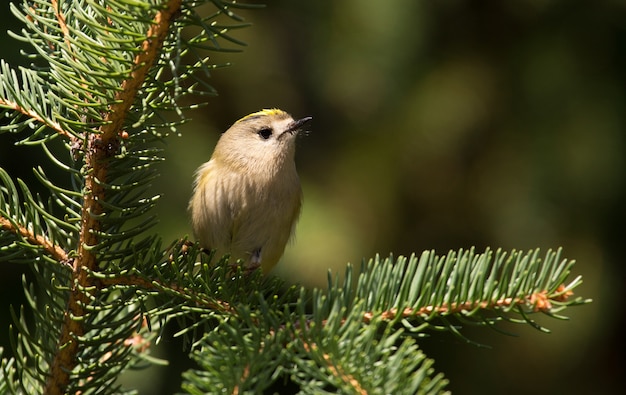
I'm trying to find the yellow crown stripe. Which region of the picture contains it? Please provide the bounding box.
[235,108,288,124]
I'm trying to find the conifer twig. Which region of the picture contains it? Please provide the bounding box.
[97,274,236,315]
[0,98,70,138]
[44,2,183,394]
[365,285,576,323]
[303,341,366,395]
[0,216,69,264]
[50,0,71,53]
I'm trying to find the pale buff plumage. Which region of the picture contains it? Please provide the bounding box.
[189,109,310,273]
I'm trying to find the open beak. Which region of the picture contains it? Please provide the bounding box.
[287,116,313,135]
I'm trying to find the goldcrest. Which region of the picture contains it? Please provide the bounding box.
[189,109,311,273]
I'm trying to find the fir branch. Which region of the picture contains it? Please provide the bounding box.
[0,97,70,138]
[236,367,252,395]
[44,2,184,394]
[96,273,236,316]
[51,0,71,53]
[303,341,367,395]
[337,248,589,341]
[101,0,182,141]
[1,1,591,393]
[369,284,576,323]
[0,216,69,264]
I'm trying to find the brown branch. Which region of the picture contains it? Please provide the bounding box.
[97,274,235,315]
[2,2,86,140]
[303,341,367,395]
[0,98,71,139]
[0,216,69,263]
[100,0,182,142]
[232,365,250,395]
[2,3,72,139]
[43,1,183,394]
[364,287,576,324]
[51,0,72,53]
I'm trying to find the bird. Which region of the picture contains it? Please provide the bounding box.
[189,109,311,273]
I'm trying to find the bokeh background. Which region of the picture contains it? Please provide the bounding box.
[1,0,625,393]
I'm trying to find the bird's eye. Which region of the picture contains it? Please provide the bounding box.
[258,128,273,140]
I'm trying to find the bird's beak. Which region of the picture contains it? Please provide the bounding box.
[287,116,313,135]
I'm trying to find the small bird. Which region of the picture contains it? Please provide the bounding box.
[189,109,311,273]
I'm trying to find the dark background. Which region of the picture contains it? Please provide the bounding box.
[1,0,624,393]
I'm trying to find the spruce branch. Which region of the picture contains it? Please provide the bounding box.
[337,248,588,343]
[0,62,72,139]
[369,284,575,322]
[50,0,72,54]
[2,1,254,393]
[0,168,72,266]
[95,270,236,316]
[0,1,591,394]
[0,216,68,264]
[44,2,183,393]
[101,0,182,141]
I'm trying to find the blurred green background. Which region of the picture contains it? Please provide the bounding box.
[1,0,625,393]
